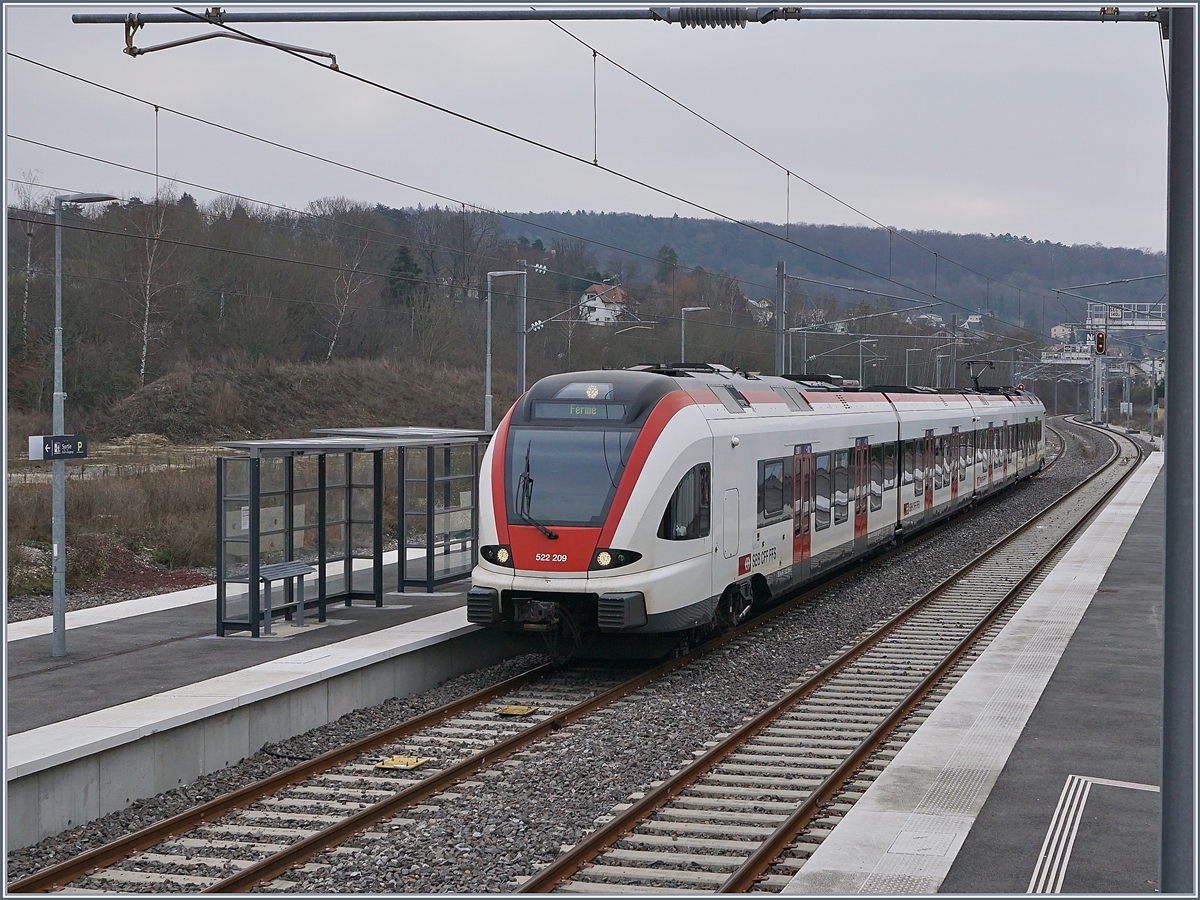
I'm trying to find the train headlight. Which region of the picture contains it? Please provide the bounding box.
[589,549,642,571]
[481,545,514,568]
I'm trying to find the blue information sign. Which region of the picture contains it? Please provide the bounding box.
[29,434,88,461]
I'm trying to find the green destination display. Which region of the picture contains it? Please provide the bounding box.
[532,401,626,420]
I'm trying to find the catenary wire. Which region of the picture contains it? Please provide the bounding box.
[5,57,792,299]
[10,50,1133,349]
[164,10,1076,333]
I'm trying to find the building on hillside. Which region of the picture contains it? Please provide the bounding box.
[1050,323,1073,341]
[579,283,633,324]
[961,314,984,330]
[905,312,945,331]
[747,297,775,327]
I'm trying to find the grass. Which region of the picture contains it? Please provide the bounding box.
[6,462,218,596]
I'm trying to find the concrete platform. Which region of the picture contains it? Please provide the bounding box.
[5,555,537,850]
[783,448,1164,894]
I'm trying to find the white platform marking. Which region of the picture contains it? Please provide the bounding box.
[1027,774,1158,894]
[782,450,1163,894]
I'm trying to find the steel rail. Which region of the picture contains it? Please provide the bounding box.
[717,427,1143,892]
[517,423,1130,893]
[6,663,558,893]
[10,422,1066,894]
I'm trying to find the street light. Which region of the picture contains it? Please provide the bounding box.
[787,326,809,375]
[905,347,921,386]
[484,266,525,431]
[680,306,710,363]
[52,192,117,658]
[936,353,951,388]
[857,338,878,386]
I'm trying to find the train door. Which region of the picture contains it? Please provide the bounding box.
[722,489,739,559]
[853,438,869,550]
[923,431,934,518]
[949,429,960,504]
[793,445,812,584]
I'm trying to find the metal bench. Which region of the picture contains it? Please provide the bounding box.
[258,561,317,634]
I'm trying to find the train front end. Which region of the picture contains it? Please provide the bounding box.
[467,370,705,655]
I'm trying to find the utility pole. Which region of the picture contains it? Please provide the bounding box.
[516,260,527,395]
[775,262,786,375]
[950,313,957,388]
[1162,9,1195,888]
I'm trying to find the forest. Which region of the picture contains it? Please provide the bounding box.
[6,188,1166,445]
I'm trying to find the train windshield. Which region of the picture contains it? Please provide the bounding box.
[506,426,639,527]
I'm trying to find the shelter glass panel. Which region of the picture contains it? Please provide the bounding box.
[223,540,250,580]
[327,453,346,487]
[352,487,374,522]
[351,452,374,486]
[295,490,321,527]
[351,523,374,557]
[260,456,285,494]
[293,526,319,562]
[294,455,320,491]
[223,457,250,498]
[224,500,250,538]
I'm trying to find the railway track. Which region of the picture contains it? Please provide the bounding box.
[515,421,1140,894]
[6,421,1082,895]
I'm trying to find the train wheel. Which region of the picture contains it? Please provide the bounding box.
[716,583,754,633]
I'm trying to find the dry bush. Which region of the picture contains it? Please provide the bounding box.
[6,463,216,596]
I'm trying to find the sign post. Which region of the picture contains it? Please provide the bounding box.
[28,434,88,461]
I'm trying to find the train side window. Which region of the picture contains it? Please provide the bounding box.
[834,449,850,525]
[883,443,897,492]
[869,445,883,511]
[960,432,969,482]
[814,453,831,531]
[658,463,711,540]
[902,441,914,488]
[757,458,790,526]
[934,438,944,490]
[913,440,924,498]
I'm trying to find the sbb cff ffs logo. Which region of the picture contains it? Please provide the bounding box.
[1094,331,1106,355]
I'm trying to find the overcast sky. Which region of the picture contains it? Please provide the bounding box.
[5,3,1170,251]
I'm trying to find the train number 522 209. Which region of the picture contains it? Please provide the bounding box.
[535,553,568,562]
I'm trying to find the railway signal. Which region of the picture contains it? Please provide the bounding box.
[1094,331,1106,355]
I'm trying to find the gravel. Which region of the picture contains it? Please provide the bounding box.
[7,419,1115,891]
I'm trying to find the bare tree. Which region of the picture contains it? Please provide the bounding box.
[306,198,378,362]
[11,170,50,348]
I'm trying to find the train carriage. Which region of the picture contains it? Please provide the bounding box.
[469,364,1045,655]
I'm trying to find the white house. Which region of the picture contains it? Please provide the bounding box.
[579,283,632,324]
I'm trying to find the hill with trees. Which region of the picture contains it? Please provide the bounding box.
[7,191,1165,445]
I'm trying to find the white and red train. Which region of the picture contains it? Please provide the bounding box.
[468,364,1045,654]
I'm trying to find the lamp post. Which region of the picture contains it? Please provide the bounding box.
[905,347,920,386]
[857,338,877,386]
[787,326,809,375]
[484,266,526,431]
[52,192,116,658]
[680,306,709,363]
[935,353,950,388]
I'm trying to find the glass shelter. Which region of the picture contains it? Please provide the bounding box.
[216,429,489,637]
